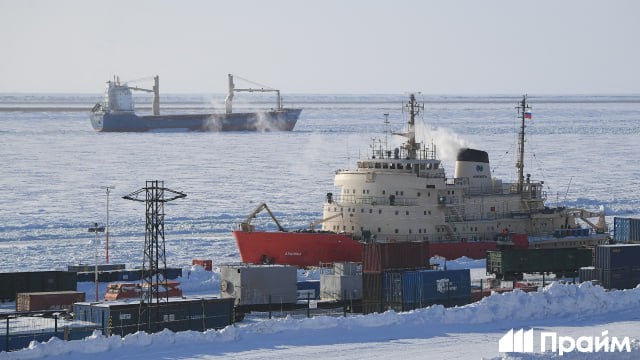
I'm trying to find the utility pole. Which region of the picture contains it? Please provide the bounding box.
[88,223,105,301]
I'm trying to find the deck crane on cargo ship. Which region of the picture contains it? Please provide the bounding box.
[225,74,285,114]
[240,202,285,232]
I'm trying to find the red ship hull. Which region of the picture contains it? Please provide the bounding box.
[233,230,498,267]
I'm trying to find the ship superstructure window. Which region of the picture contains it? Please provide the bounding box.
[382,190,386,195]
[378,209,382,214]
[395,229,399,234]
[395,210,399,215]
[417,192,421,197]
[361,208,364,213]
[369,209,373,213]
[406,211,409,215]
[377,227,381,232]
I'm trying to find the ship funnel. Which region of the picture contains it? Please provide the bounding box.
[454,148,492,194]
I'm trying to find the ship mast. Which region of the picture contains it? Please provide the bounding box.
[516,95,531,193]
[396,93,423,160]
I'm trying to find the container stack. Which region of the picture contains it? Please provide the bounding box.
[593,244,640,289]
[362,242,435,314]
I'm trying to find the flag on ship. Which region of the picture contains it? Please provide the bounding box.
[524,110,532,119]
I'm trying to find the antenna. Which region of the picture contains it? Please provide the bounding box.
[563,176,573,206]
[516,95,532,193]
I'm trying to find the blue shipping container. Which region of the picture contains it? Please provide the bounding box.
[401,269,471,308]
[614,217,640,243]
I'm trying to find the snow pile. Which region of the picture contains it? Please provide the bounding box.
[429,255,485,270]
[4,282,639,359]
[178,265,220,294]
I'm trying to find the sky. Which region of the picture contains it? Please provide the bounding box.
[1,0,639,94]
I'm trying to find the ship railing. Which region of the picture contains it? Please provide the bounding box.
[376,233,492,243]
[331,194,417,206]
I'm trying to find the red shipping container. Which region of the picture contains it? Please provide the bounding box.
[192,259,213,271]
[16,291,85,311]
[509,233,529,249]
[362,242,430,273]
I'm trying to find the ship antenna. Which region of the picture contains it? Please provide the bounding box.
[383,113,390,151]
[403,94,423,160]
[516,94,532,193]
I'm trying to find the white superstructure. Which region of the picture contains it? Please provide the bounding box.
[322,94,607,247]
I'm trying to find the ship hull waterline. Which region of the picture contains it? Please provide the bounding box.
[232,230,498,267]
[91,109,302,132]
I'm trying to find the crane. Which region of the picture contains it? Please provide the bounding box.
[239,202,285,232]
[309,212,343,231]
[225,74,283,114]
[120,75,160,115]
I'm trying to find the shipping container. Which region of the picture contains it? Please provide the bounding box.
[401,269,471,310]
[381,269,471,312]
[0,271,77,302]
[320,274,362,300]
[578,266,598,283]
[296,280,320,300]
[600,268,640,290]
[362,272,383,314]
[16,291,85,311]
[613,217,640,243]
[73,297,235,336]
[192,259,213,271]
[594,244,640,270]
[76,267,181,283]
[486,248,593,279]
[362,242,430,273]
[67,264,126,272]
[219,264,297,306]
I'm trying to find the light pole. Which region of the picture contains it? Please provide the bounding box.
[102,186,115,264]
[88,223,105,301]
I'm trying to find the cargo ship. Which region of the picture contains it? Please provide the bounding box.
[90,74,302,132]
[233,94,609,267]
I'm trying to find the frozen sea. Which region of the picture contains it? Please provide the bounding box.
[0,93,639,272]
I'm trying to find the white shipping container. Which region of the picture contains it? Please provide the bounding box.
[320,274,362,300]
[219,264,297,306]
